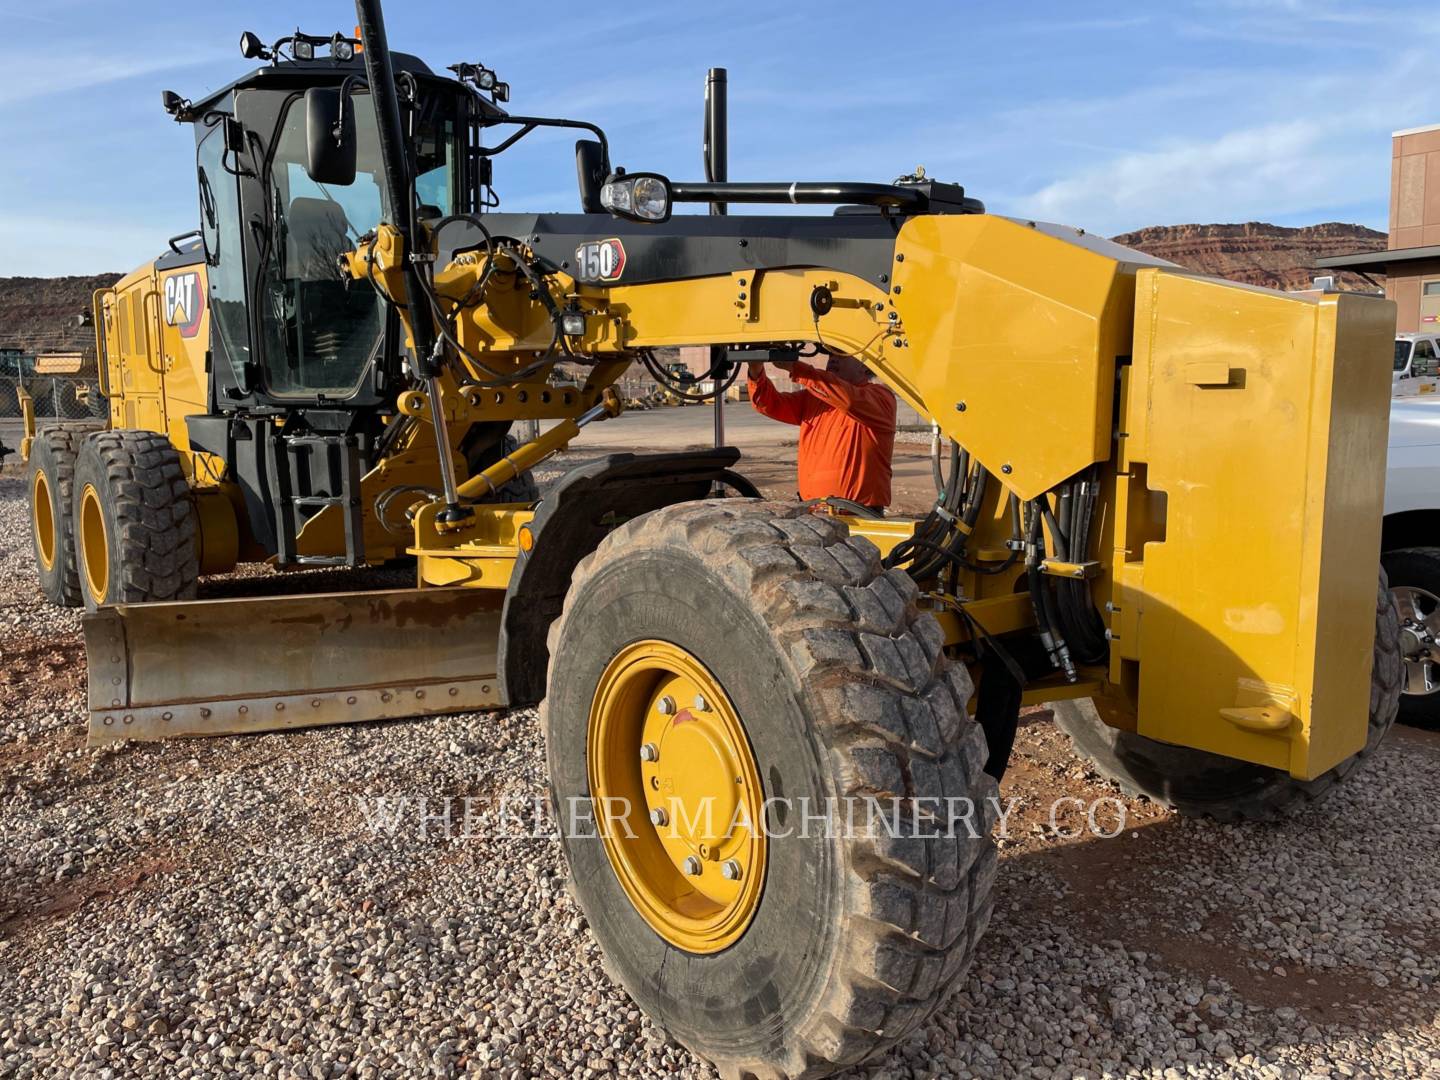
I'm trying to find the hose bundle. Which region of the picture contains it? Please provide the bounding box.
[883,435,1018,584]
[638,349,740,403]
[1042,472,1105,668]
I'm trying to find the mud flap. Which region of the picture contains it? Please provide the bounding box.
[83,587,505,745]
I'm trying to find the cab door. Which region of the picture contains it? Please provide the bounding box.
[1411,338,1439,396]
[110,279,167,433]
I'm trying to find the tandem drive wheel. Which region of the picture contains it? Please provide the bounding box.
[73,430,198,610]
[542,500,997,1079]
[28,427,88,607]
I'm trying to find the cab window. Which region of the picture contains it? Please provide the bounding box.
[1397,340,1414,372]
[255,95,389,398]
[1414,339,1438,377]
[414,118,456,214]
[198,124,251,391]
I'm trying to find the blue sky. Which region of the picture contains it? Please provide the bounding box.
[1,0,1436,276]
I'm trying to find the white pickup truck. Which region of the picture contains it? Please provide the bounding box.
[1383,395,1440,725]
[1393,332,1440,396]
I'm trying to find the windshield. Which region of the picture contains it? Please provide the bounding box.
[1396,340,1414,372]
[256,97,387,397]
[255,94,457,398]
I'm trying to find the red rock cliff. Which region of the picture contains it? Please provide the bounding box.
[1110,222,1386,292]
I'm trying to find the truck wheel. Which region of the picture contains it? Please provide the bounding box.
[72,431,198,610]
[1053,572,1402,821]
[1380,547,1440,728]
[542,500,997,1079]
[28,427,86,607]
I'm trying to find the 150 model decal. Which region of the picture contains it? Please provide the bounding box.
[574,238,626,283]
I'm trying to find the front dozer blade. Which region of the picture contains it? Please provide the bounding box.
[82,587,505,745]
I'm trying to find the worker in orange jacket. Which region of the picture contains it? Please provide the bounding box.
[747,352,897,512]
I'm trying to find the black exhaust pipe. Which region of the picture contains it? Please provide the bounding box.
[703,67,727,217]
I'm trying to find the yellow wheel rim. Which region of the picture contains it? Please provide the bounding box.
[32,469,56,572]
[588,640,766,953]
[79,484,110,604]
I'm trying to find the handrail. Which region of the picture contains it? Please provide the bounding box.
[143,287,165,378]
[669,181,926,210]
[92,288,115,400]
[168,229,203,255]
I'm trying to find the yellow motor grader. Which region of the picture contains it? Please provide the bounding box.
[22,2,1401,1075]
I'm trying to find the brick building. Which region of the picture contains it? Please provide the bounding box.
[1317,122,1440,331]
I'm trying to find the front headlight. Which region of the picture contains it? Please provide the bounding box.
[600,172,672,223]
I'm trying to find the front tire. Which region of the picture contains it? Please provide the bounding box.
[1053,572,1402,821]
[542,500,997,1079]
[73,430,198,610]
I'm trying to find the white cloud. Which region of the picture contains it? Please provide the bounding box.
[0,49,231,109]
[993,27,1440,235]
[1011,118,1378,233]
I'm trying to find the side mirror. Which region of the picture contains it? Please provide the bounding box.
[304,87,356,186]
[575,139,610,213]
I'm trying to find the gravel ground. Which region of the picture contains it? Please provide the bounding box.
[2,460,1439,1078]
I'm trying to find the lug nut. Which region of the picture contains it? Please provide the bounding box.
[650,808,669,827]
[682,856,702,876]
[656,696,676,715]
[721,860,742,881]
[693,693,709,712]
[639,742,659,763]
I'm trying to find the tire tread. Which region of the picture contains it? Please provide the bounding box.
[28,425,98,607]
[75,429,198,606]
[542,500,997,1078]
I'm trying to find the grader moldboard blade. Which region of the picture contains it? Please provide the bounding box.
[82,587,504,745]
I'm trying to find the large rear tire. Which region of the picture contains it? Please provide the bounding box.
[73,430,198,610]
[28,427,87,607]
[1053,572,1402,821]
[542,500,997,1079]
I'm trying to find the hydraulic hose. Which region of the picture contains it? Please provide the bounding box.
[1043,473,1108,666]
[1025,501,1077,681]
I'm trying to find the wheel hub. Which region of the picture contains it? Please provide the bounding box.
[79,484,109,605]
[588,640,765,953]
[1392,585,1440,696]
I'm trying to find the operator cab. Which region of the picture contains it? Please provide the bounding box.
[165,33,495,413]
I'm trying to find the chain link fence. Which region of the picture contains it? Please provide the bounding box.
[1,375,108,422]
